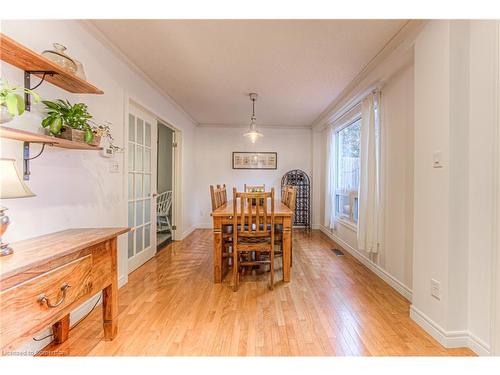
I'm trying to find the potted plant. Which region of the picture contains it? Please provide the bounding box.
[41,99,94,144]
[0,79,40,124]
[90,121,123,151]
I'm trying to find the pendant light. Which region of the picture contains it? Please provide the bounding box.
[243,93,263,143]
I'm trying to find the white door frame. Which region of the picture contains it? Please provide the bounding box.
[124,97,183,275]
[157,119,182,241]
[492,20,500,356]
[126,101,158,273]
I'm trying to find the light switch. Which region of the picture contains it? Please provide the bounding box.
[433,151,443,168]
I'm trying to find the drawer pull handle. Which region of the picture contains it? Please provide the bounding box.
[38,283,71,308]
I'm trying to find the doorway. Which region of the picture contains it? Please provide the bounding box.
[127,103,157,273]
[156,121,175,250]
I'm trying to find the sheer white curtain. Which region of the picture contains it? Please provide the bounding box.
[324,124,337,229]
[357,91,383,253]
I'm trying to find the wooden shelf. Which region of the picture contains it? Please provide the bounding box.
[0,126,103,150]
[0,33,104,95]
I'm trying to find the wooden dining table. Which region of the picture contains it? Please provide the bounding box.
[211,199,294,284]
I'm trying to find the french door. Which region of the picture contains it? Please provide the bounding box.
[127,104,157,273]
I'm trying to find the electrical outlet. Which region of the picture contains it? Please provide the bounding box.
[199,210,203,217]
[431,279,441,300]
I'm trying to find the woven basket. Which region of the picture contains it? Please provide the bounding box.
[58,126,85,143]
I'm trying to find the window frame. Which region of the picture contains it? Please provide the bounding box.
[334,114,362,229]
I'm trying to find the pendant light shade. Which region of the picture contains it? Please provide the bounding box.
[243,93,263,143]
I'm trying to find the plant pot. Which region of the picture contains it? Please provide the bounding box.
[0,105,13,124]
[57,126,85,143]
[89,134,101,147]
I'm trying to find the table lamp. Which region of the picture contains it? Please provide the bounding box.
[0,158,36,256]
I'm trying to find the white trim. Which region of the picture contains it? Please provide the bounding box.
[196,222,213,229]
[181,225,197,240]
[197,123,311,130]
[336,217,358,232]
[491,19,500,357]
[410,305,490,356]
[311,20,425,130]
[319,224,412,301]
[79,20,199,127]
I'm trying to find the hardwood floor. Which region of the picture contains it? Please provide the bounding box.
[41,229,474,356]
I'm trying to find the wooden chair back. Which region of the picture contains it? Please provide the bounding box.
[244,184,266,193]
[210,184,228,211]
[233,188,275,238]
[282,185,297,212]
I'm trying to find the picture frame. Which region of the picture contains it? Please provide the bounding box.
[232,152,277,170]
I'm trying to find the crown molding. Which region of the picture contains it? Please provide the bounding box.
[197,123,312,130]
[311,19,426,130]
[78,20,200,126]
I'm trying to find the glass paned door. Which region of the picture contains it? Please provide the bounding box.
[127,104,157,273]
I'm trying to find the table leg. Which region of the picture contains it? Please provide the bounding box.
[283,216,292,282]
[213,216,223,283]
[103,238,118,340]
[52,314,70,344]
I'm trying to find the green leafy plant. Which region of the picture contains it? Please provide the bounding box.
[41,99,94,143]
[0,79,40,118]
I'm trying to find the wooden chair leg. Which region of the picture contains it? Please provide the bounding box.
[269,249,275,290]
[232,249,239,292]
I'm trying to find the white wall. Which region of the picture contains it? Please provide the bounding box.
[195,126,312,227]
[0,20,198,352]
[411,20,498,355]
[313,51,415,298]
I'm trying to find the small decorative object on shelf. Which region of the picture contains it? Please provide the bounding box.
[74,59,86,80]
[41,99,94,144]
[0,79,40,124]
[91,121,123,151]
[41,43,77,74]
[0,158,36,256]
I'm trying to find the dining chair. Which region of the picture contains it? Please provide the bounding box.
[244,183,265,192]
[276,185,297,264]
[210,184,227,210]
[210,184,232,262]
[232,187,277,291]
[157,191,173,234]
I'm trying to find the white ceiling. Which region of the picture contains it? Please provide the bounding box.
[91,20,407,128]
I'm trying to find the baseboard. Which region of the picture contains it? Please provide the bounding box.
[319,225,413,302]
[311,223,321,230]
[181,225,196,240]
[196,222,212,229]
[410,305,491,356]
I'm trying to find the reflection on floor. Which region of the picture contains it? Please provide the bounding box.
[41,229,475,356]
[157,231,172,250]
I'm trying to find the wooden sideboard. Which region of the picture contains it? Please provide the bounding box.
[0,228,129,354]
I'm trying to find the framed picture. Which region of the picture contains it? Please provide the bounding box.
[232,152,277,170]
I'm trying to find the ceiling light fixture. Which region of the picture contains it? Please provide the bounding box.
[243,93,263,143]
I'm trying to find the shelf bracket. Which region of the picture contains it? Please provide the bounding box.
[23,141,52,180]
[24,71,56,111]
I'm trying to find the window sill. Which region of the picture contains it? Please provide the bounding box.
[336,218,358,232]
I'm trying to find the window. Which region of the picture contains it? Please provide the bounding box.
[335,118,361,224]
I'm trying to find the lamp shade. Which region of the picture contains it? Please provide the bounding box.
[0,158,36,199]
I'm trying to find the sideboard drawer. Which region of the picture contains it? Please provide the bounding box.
[0,255,93,347]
